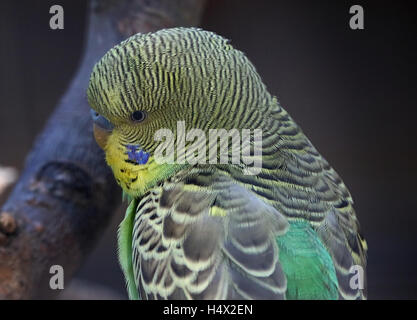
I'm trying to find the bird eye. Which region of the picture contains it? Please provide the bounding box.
[131,110,146,122]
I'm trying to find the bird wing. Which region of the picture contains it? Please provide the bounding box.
[129,171,289,299]
[230,102,368,300]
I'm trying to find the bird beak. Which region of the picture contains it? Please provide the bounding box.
[90,109,114,150]
[93,123,111,150]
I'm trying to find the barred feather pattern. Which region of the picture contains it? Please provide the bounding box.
[87,28,367,299]
[131,171,288,299]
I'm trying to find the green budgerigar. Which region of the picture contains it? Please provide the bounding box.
[87,27,367,300]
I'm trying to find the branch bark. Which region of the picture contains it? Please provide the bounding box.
[0,0,206,299]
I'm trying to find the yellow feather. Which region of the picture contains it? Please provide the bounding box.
[105,131,183,198]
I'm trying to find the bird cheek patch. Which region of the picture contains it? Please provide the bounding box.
[126,144,150,165]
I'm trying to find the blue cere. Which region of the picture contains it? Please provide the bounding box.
[126,144,150,165]
[90,109,114,131]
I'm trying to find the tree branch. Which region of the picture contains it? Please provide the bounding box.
[0,0,206,299]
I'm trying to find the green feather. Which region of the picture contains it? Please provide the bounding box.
[122,190,133,204]
[118,198,139,300]
[277,221,339,300]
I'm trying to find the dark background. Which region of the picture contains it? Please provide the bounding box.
[0,0,416,299]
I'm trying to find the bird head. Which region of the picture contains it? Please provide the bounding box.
[87,27,271,197]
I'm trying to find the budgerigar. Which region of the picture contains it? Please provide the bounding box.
[87,27,367,300]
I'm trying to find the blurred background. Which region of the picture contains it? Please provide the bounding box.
[0,0,416,299]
